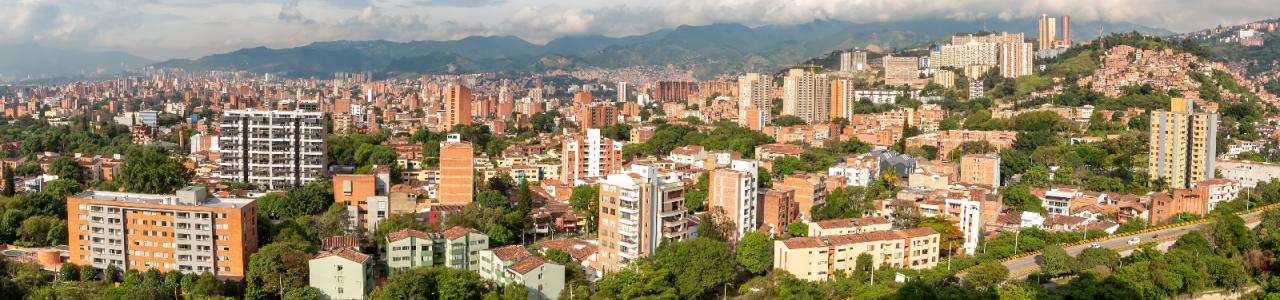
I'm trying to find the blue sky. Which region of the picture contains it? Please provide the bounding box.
[2,0,1277,60]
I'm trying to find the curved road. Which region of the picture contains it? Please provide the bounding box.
[965,209,1271,280]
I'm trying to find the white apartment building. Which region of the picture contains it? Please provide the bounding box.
[854,90,905,105]
[595,164,691,274]
[738,73,773,115]
[219,109,327,190]
[930,42,997,68]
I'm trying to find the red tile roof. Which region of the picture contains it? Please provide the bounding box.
[507,256,550,275]
[315,249,370,264]
[387,228,431,243]
[489,245,533,261]
[441,226,483,240]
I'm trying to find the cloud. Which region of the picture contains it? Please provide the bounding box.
[416,0,504,7]
[1,0,1279,59]
[278,0,311,23]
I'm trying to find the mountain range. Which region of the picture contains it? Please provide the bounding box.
[1,17,1173,81]
[0,44,152,81]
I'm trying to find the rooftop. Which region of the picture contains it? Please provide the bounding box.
[72,189,253,209]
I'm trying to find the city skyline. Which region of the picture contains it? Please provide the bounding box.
[1,0,1278,60]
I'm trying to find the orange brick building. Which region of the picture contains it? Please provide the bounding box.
[759,189,799,236]
[445,84,473,129]
[775,173,828,221]
[437,134,475,207]
[67,186,258,278]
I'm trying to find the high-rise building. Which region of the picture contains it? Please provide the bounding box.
[882,56,921,87]
[561,128,624,185]
[617,82,629,102]
[67,186,258,278]
[930,41,997,68]
[737,73,773,117]
[829,78,856,121]
[594,164,691,274]
[438,134,475,207]
[843,51,868,72]
[445,84,472,129]
[782,68,830,124]
[577,103,618,133]
[708,160,760,239]
[1039,14,1072,49]
[219,109,326,190]
[1149,98,1217,189]
[740,104,767,131]
[968,79,985,99]
[999,40,1035,78]
[1061,15,1072,47]
[573,91,593,105]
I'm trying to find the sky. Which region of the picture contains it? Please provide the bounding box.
[2,0,1279,60]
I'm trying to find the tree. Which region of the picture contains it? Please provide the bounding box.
[245,241,312,300]
[371,267,488,300]
[997,283,1036,300]
[2,166,14,197]
[964,261,1009,289]
[811,186,870,220]
[43,179,82,197]
[18,216,65,246]
[192,271,224,297]
[1208,213,1256,256]
[786,222,808,237]
[284,178,335,217]
[284,286,323,300]
[568,185,599,233]
[1000,184,1043,213]
[119,147,193,194]
[1040,245,1075,276]
[48,156,83,182]
[58,263,79,282]
[1076,247,1120,271]
[104,265,122,282]
[79,265,96,281]
[772,115,807,126]
[653,238,736,299]
[736,231,772,275]
[684,173,709,212]
[697,208,735,242]
[1023,165,1050,188]
[1170,230,1213,255]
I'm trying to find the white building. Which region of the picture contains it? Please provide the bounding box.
[308,249,373,300]
[1216,159,1280,188]
[218,109,327,190]
[854,90,905,105]
[946,198,982,254]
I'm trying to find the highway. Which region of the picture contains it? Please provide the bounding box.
[960,206,1274,280]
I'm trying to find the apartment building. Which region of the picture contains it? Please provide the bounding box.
[774,228,941,281]
[218,109,326,190]
[708,159,761,239]
[438,134,474,207]
[1150,189,1208,224]
[561,128,624,185]
[759,189,799,236]
[782,68,831,124]
[595,164,691,274]
[1149,98,1217,189]
[476,245,566,300]
[839,50,868,72]
[67,186,258,278]
[830,78,856,121]
[385,228,437,271]
[1199,178,1241,211]
[775,173,828,221]
[806,216,892,237]
[445,84,473,128]
[958,153,1001,187]
[333,166,415,232]
[384,227,490,272]
[738,73,773,116]
[883,56,921,87]
[308,249,373,300]
[577,103,618,132]
[930,41,997,68]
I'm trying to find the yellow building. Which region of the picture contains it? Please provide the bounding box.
[774,228,940,281]
[806,216,892,237]
[1149,98,1217,189]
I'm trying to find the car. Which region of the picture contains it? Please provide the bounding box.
[1127,237,1141,245]
[1089,243,1101,249]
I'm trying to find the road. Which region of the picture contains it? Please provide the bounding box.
[962,208,1271,280]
